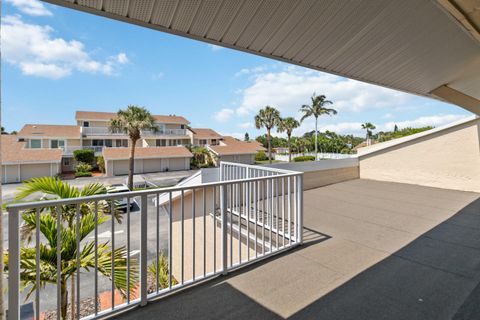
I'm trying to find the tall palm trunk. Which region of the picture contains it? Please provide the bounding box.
[71,275,75,318]
[61,279,68,319]
[128,139,137,190]
[287,134,292,162]
[267,128,272,164]
[314,117,318,160]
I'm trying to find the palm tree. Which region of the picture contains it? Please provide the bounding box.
[277,117,300,162]
[300,94,337,160]
[361,122,376,145]
[109,106,158,190]
[8,177,136,319]
[254,106,281,164]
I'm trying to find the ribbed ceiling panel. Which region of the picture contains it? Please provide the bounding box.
[76,0,100,9]
[170,1,201,32]
[150,0,178,27]
[260,0,315,55]
[103,0,129,16]
[43,0,480,113]
[127,0,156,22]
[206,1,243,41]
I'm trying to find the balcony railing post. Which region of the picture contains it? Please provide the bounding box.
[220,184,228,275]
[296,174,304,245]
[140,194,148,306]
[8,207,20,320]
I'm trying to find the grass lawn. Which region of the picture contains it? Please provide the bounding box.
[255,160,282,164]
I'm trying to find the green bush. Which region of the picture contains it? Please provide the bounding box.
[96,156,105,173]
[255,150,268,161]
[74,171,92,177]
[75,162,92,173]
[293,155,315,162]
[73,149,95,164]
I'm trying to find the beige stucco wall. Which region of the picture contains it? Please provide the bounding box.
[78,120,108,127]
[359,119,480,192]
[67,139,81,147]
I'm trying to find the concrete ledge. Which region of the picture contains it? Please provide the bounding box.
[265,159,359,190]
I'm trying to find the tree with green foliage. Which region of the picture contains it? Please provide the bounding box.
[244,132,250,141]
[109,106,158,190]
[254,106,281,164]
[277,117,300,162]
[361,122,376,140]
[73,149,95,164]
[300,93,337,160]
[8,177,132,319]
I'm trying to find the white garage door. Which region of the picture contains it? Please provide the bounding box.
[143,159,162,173]
[20,163,51,181]
[113,160,129,176]
[168,158,187,171]
[2,165,19,184]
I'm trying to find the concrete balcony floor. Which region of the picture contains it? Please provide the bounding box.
[117,179,480,320]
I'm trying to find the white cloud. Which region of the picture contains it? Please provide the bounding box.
[20,62,70,79]
[383,113,394,119]
[151,72,164,80]
[6,0,52,16]
[208,44,224,52]
[235,66,413,116]
[382,114,469,131]
[302,114,470,136]
[214,108,235,122]
[239,122,253,129]
[223,132,245,140]
[1,15,128,79]
[319,122,365,135]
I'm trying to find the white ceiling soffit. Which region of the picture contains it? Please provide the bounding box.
[44,0,480,114]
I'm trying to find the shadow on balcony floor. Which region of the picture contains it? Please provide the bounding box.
[116,179,480,320]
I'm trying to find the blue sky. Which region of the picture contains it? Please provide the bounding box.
[1,0,473,138]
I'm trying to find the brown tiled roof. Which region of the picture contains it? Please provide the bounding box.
[208,136,266,156]
[191,128,222,139]
[18,124,81,138]
[103,146,193,160]
[75,111,190,124]
[1,135,63,164]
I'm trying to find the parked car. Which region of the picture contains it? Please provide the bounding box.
[107,184,134,211]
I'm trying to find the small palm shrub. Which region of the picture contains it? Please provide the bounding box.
[255,151,268,161]
[75,162,92,177]
[97,156,105,173]
[148,254,178,289]
[293,155,315,162]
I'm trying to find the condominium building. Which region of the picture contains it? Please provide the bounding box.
[1,111,264,183]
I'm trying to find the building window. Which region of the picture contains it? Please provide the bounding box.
[180,124,185,129]
[211,139,217,145]
[92,139,104,146]
[105,139,113,147]
[115,139,127,147]
[83,121,90,127]
[199,139,207,145]
[51,140,65,149]
[30,139,41,148]
[156,139,167,147]
[63,158,71,166]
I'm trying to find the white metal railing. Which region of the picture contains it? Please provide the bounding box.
[81,127,187,136]
[6,162,303,320]
[141,129,187,136]
[274,152,357,161]
[81,127,125,136]
[63,146,104,154]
